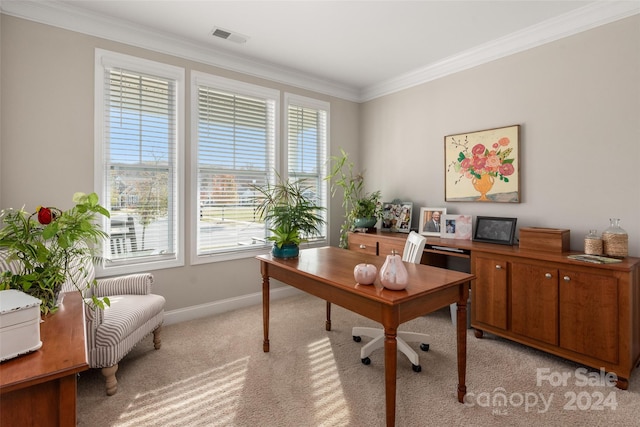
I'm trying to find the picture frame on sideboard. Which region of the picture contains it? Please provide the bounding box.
[381,201,413,233]
[419,207,447,237]
[473,216,518,245]
[440,214,473,240]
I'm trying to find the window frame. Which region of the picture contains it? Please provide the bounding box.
[189,74,331,264]
[284,92,330,244]
[190,72,281,264]
[94,49,185,276]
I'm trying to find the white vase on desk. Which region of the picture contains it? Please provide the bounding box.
[379,251,408,290]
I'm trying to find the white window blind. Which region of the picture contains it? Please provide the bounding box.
[192,73,278,259]
[95,50,184,274]
[286,95,329,240]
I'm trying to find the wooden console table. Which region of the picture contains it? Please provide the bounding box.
[347,231,640,389]
[0,291,88,427]
[258,246,474,427]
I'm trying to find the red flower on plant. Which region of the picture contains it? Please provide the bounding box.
[36,206,54,225]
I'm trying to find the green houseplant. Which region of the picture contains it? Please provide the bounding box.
[253,175,325,258]
[325,149,382,248]
[0,192,111,315]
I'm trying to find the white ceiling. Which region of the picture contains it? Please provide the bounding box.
[3,1,639,101]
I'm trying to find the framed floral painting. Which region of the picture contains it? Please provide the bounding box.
[445,125,520,203]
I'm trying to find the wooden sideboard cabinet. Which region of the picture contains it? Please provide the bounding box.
[471,249,640,389]
[347,231,640,389]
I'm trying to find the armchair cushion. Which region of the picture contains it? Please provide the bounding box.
[93,273,153,297]
[94,294,165,348]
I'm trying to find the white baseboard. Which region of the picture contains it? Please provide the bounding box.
[163,286,302,326]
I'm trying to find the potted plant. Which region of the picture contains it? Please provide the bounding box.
[325,149,382,248]
[253,175,325,259]
[0,192,111,315]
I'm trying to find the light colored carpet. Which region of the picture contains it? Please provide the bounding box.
[78,293,640,426]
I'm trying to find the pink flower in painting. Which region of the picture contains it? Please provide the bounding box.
[485,154,501,169]
[498,137,510,146]
[471,144,486,156]
[472,156,487,170]
[499,163,515,176]
[452,134,515,183]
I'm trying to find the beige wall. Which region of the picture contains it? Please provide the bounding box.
[2,14,639,314]
[0,15,359,311]
[361,15,640,257]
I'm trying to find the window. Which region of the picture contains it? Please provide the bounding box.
[285,93,329,240]
[95,49,184,274]
[191,72,279,262]
[190,75,329,263]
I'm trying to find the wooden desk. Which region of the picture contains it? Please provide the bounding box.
[258,246,474,427]
[0,292,88,427]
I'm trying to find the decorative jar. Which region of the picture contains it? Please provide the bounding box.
[354,263,377,285]
[379,250,408,290]
[602,219,628,258]
[584,229,603,255]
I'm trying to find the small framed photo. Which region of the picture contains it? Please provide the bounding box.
[381,201,413,233]
[473,216,518,245]
[440,214,473,240]
[419,207,447,236]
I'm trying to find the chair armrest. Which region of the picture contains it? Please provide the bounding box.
[94,273,154,297]
[83,298,104,324]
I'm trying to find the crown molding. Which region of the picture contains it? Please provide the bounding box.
[2,1,638,103]
[360,1,640,102]
[0,0,361,102]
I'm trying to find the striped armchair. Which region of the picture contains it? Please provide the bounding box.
[1,250,165,395]
[60,262,166,396]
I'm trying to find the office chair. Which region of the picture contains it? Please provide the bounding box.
[352,231,429,372]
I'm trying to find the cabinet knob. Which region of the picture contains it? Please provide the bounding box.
[545,273,552,279]
[563,276,571,282]
[359,244,367,249]
[495,265,502,270]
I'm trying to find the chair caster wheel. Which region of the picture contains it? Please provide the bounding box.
[361,357,371,365]
[412,364,422,373]
[420,343,430,352]
[353,336,362,342]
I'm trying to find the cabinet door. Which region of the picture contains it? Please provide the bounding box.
[347,233,377,255]
[511,262,558,345]
[559,269,618,364]
[472,255,508,330]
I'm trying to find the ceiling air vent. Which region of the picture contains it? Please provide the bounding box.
[210,27,248,44]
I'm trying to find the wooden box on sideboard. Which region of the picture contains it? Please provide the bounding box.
[519,227,570,253]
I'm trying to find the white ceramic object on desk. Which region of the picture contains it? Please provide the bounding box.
[354,263,377,285]
[379,251,408,290]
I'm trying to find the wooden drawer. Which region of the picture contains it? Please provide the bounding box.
[347,233,377,255]
[378,235,406,257]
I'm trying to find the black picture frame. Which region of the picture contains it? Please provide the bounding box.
[473,216,517,245]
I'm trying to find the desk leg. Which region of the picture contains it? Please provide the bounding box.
[262,271,270,353]
[384,327,398,427]
[456,282,469,403]
[325,301,332,331]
